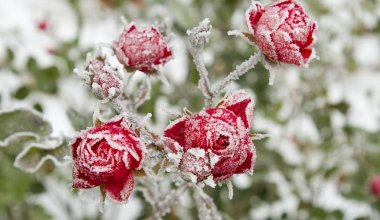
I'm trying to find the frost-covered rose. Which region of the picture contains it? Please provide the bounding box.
[71,116,145,203]
[84,59,123,101]
[113,23,172,73]
[164,90,256,182]
[370,176,380,197]
[246,0,317,66]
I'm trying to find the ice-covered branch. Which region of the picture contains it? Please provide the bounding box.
[212,52,262,95]
[187,18,214,107]
[192,184,223,220]
[152,183,188,219]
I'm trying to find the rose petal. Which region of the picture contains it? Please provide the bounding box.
[105,170,134,203]
[220,90,255,129]
[235,146,256,175]
[212,153,246,182]
[164,117,189,150]
[72,163,100,189]
[246,1,265,34]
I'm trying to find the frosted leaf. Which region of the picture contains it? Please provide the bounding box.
[204,176,216,188]
[14,137,70,173]
[0,108,52,145]
[262,58,280,85]
[227,30,256,46]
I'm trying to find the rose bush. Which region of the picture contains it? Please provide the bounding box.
[164,90,256,182]
[113,23,172,73]
[71,116,145,203]
[246,0,317,66]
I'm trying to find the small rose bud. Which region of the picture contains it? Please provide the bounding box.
[113,23,172,73]
[370,175,380,197]
[246,0,317,66]
[71,116,145,203]
[82,58,123,102]
[164,90,256,182]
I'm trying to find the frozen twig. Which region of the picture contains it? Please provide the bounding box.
[192,184,223,220]
[212,52,262,95]
[227,30,256,46]
[187,18,214,107]
[133,77,151,110]
[152,183,188,219]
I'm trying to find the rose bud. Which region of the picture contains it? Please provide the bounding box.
[84,58,123,102]
[246,0,317,66]
[71,116,145,203]
[113,23,172,73]
[164,90,256,183]
[370,175,380,197]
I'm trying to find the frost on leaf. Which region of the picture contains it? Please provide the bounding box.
[14,137,71,173]
[0,109,52,146]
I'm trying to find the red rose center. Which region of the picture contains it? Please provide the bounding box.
[214,135,230,151]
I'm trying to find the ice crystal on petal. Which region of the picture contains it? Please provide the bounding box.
[113,23,172,73]
[245,0,317,66]
[164,91,256,183]
[71,116,145,203]
[76,52,124,102]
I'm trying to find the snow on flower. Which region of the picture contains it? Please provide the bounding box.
[71,116,145,203]
[245,0,317,66]
[163,90,256,183]
[113,23,172,73]
[78,57,124,102]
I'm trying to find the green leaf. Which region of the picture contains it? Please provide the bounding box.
[67,108,92,131]
[14,137,71,173]
[0,109,52,145]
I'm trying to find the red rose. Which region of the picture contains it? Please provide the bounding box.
[246,0,317,66]
[113,23,172,73]
[71,116,145,203]
[370,176,380,197]
[164,90,256,182]
[86,59,123,101]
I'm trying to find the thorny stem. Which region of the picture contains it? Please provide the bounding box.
[212,52,262,95]
[187,19,263,106]
[151,183,189,220]
[188,46,214,107]
[111,98,165,150]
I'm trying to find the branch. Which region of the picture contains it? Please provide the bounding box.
[212,52,262,95]
[187,18,214,107]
